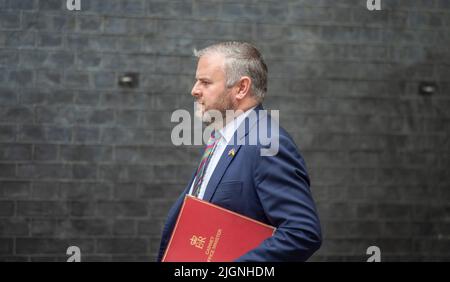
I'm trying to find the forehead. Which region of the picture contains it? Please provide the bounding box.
[195,52,226,79]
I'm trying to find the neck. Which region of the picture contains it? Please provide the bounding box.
[212,102,259,131]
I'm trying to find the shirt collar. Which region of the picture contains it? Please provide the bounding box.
[218,106,256,143]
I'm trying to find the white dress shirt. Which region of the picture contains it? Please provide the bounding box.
[188,106,256,199]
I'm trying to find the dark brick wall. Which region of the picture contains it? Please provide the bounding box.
[0,0,449,261]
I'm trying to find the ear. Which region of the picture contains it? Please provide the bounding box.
[235,76,252,100]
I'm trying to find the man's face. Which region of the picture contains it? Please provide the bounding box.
[191,53,235,123]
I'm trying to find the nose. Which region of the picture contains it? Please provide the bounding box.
[191,81,201,98]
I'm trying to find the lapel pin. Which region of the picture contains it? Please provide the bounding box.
[228,148,235,157]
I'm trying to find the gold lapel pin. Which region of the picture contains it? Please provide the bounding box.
[228,148,235,157]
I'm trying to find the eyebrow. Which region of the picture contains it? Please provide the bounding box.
[195,76,212,81]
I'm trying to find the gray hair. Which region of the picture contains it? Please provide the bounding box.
[194,41,268,102]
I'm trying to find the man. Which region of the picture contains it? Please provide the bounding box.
[157,42,322,262]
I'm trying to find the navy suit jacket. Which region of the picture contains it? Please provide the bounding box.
[157,104,322,262]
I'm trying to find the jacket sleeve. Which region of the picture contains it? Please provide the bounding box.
[235,133,322,262]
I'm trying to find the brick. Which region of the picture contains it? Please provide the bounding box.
[120,0,146,16]
[88,36,117,52]
[5,31,35,48]
[97,238,147,254]
[21,12,46,30]
[93,72,116,89]
[141,111,173,130]
[0,218,29,235]
[438,0,450,8]
[116,36,141,53]
[16,238,95,254]
[0,125,15,142]
[82,0,119,14]
[148,1,191,18]
[148,200,173,218]
[113,183,137,200]
[155,56,183,75]
[76,52,102,69]
[6,0,36,10]
[60,182,111,201]
[98,164,129,182]
[69,201,96,217]
[72,164,97,180]
[0,11,20,29]
[1,106,33,123]
[152,93,192,110]
[16,125,43,142]
[113,219,136,236]
[137,219,164,236]
[414,239,450,256]
[60,145,112,162]
[0,144,31,161]
[0,49,19,66]
[64,70,90,88]
[100,127,149,145]
[38,0,61,10]
[17,164,72,180]
[33,144,58,161]
[97,201,148,217]
[73,126,100,143]
[0,181,30,198]
[17,200,68,217]
[127,165,156,183]
[0,256,29,262]
[101,92,150,109]
[30,219,60,236]
[67,219,112,236]
[37,33,62,48]
[46,127,71,143]
[46,51,75,68]
[74,90,100,106]
[36,13,75,33]
[320,238,369,255]
[77,16,103,32]
[36,69,62,87]
[193,0,219,20]
[104,17,128,35]
[137,183,183,200]
[114,110,141,126]
[220,2,263,22]
[91,109,115,125]
[35,106,73,124]
[0,201,15,216]
[8,69,34,86]
[0,164,16,178]
[82,255,111,262]
[31,182,60,200]
[21,89,65,105]
[0,239,13,255]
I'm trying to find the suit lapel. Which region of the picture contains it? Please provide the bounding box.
[202,143,241,202]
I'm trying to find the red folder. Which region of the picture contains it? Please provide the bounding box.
[162,195,275,262]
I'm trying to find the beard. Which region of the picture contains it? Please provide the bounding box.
[194,89,235,127]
